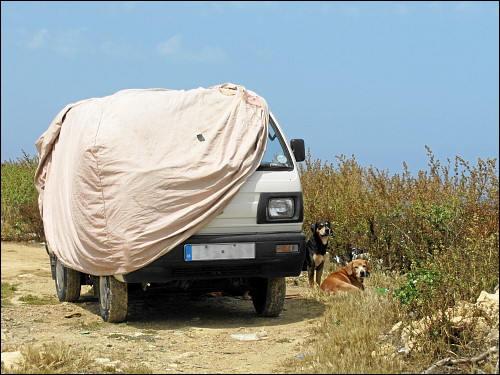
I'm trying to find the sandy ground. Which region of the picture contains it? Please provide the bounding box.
[1,241,326,374]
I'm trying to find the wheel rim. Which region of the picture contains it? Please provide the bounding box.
[99,276,110,319]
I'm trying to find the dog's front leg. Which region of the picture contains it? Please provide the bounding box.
[315,268,323,286]
[312,254,324,287]
[307,268,315,287]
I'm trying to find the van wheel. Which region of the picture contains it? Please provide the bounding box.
[55,258,81,302]
[98,276,128,323]
[251,277,286,317]
[46,245,57,280]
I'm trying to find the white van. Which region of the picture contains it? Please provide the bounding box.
[37,85,306,322]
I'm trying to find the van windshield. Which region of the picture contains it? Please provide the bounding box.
[257,117,293,171]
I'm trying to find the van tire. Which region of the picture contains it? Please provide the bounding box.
[98,276,128,323]
[55,257,81,302]
[251,277,286,317]
[46,245,57,280]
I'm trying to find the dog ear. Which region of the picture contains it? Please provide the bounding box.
[345,261,353,275]
[310,223,316,233]
[366,262,372,273]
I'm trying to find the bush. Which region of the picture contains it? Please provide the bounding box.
[1,151,44,242]
[299,146,499,362]
[299,146,498,297]
[393,268,443,310]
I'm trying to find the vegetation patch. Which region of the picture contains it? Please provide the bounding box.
[18,294,57,306]
[1,151,43,242]
[1,282,18,306]
[3,342,90,374]
[393,268,442,308]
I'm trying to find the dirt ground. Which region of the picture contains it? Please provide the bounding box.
[1,241,326,374]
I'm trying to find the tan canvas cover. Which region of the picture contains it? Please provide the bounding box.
[34,83,269,276]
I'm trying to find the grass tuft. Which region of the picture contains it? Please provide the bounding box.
[18,294,57,305]
[1,282,18,306]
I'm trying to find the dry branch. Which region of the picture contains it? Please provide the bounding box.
[421,347,498,374]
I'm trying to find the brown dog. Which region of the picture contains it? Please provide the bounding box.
[320,259,371,293]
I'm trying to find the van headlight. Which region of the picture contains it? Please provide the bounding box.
[257,193,303,224]
[268,198,294,219]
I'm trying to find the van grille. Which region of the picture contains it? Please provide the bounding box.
[171,266,260,277]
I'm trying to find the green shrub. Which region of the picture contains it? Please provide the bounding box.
[393,268,442,309]
[1,282,18,306]
[299,146,498,363]
[1,151,43,241]
[299,146,498,294]
[18,294,57,305]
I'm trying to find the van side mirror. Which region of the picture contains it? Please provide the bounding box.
[290,139,305,162]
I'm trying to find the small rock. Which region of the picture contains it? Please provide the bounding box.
[64,312,82,318]
[108,360,121,367]
[18,274,34,279]
[397,348,410,356]
[1,351,23,371]
[94,357,111,364]
[230,330,268,341]
[1,329,11,341]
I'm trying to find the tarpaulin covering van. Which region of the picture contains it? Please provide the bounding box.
[35,83,269,275]
[35,83,306,322]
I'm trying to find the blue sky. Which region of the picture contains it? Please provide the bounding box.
[1,1,499,175]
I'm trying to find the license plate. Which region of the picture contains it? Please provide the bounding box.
[184,243,255,261]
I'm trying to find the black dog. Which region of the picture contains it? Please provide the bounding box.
[348,246,371,262]
[304,221,331,287]
[331,245,371,266]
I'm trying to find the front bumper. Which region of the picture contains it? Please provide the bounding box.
[122,231,306,283]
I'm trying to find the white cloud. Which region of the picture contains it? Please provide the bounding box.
[156,35,182,55]
[51,27,95,58]
[17,27,148,60]
[26,29,48,49]
[20,27,95,57]
[156,35,228,63]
